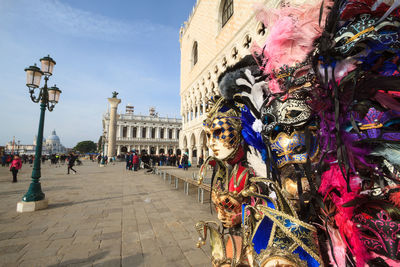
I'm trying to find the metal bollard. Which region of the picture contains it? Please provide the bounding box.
[184,181,189,195]
[198,188,205,203]
[174,177,179,189]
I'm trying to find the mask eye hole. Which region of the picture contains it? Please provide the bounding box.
[384,118,400,130]
[287,110,302,119]
[360,228,377,240]
[213,129,222,138]
[263,114,275,125]
[293,146,307,154]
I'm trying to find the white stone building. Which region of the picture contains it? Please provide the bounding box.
[102,106,182,156]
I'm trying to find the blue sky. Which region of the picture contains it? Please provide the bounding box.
[0,0,195,147]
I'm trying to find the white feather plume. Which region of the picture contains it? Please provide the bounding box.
[247,146,267,177]
[370,143,400,166]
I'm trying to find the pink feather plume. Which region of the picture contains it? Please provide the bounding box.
[319,164,371,266]
[252,1,332,76]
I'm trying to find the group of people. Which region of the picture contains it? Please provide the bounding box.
[120,152,193,171]
[3,153,80,182]
[125,151,140,171]
[194,1,400,266]
[1,154,33,166]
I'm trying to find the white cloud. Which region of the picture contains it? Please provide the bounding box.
[2,0,175,41]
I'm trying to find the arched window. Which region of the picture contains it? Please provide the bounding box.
[192,41,198,66]
[222,0,234,27]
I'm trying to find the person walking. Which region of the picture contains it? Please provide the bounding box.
[132,153,139,171]
[181,152,189,171]
[126,152,131,170]
[198,155,204,168]
[10,155,22,183]
[67,153,77,174]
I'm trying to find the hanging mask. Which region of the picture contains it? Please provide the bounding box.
[260,98,312,135]
[204,97,242,161]
[340,0,400,20]
[334,14,400,56]
[344,107,400,142]
[354,202,400,260]
[242,180,323,267]
[269,130,319,168]
[272,61,315,93]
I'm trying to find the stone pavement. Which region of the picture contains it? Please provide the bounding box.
[0,161,217,267]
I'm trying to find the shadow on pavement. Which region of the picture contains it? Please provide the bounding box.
[47,251,109,267]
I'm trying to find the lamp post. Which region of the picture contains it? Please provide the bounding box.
[17,55,61,213]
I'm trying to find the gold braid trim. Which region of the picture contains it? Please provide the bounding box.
[256,206,322,265]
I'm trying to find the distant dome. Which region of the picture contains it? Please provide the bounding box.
[47,130,60,142]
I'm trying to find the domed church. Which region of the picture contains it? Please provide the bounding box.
[44,130,66,154]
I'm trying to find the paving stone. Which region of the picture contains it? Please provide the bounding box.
[0,231,17,240]
[177,238,198,252]
[160,245,185,262]
[19,255,62,267]
[184,249,211,266]
[0,243,26,254]
[122,253,145,267]
[101,231,121,240]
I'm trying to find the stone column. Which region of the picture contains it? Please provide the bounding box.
[117,145,121,155]
[107,97,121,158]
[203,147,208,158]
[197,103,201,118]
[188,147,193,165]
[128,127,131,139]
[196,145,203,159]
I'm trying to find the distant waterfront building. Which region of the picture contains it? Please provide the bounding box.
[44,130,66,154]
[102,106,182,156]
[4,130,66,155]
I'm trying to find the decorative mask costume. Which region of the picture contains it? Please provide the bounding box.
[195,0,400,266]
[314,0,400,266]
[197,97,253,266]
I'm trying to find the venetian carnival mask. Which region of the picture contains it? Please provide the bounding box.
[242,180,322,267]
[334,14,400,56]
[344,106,400,142]
[269,130,319,169]
[261,97,312,134]
[272,61,315,93]
[199,156,250,229]
[354,203,400,260]
[204,98,242,161]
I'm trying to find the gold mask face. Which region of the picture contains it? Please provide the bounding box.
[205,117,241,160]
[212,192,242,228]
[204,97,242,161]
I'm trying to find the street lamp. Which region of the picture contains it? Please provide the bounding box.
[17,55,61,212]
